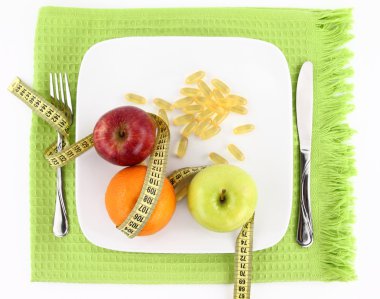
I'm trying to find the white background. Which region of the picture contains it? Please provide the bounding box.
[0,0,379,298]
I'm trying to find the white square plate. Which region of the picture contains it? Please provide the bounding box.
[76,37,293,253]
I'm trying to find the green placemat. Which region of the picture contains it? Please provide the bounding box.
[30,7,355,283]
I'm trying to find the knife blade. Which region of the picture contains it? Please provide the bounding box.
[296,61,314,247]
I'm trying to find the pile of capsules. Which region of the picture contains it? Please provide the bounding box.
[125,71,255,165]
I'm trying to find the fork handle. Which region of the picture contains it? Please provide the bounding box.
[296,150,313,247]
[53,135,68,237]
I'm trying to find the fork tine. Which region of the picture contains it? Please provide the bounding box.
[50,73,60,109]
[54,73,60,101]
[59,73,65,105]
[49,73,54,98]
[64,73,72,114]
[53,73,63,110]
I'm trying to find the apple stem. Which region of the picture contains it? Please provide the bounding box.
[118,131,126,138]
[220,189,227,203]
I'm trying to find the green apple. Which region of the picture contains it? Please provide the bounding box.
[187,165,257,232]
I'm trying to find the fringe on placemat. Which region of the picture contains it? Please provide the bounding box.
[315,9,356,281]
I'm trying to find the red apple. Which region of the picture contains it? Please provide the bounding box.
[93,106,156,166]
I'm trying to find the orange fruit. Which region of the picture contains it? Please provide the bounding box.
[105,165,176,236]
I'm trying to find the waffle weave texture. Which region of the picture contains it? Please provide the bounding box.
[30,7,355,283]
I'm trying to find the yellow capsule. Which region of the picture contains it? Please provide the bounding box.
[200,125,221,140]
[197,80,212,97]
[205,98,216,108]
[194,118,212,136]
[180,87,200,97]
[185,71,205,84]
[218,97,236,107]
[213,111,229,125]
[176,136,188,158]
[211,79,230,94]
[198,109,214,120]
[215,106,226,115]
[233,124,255,135]
[173,114,195,126]
[206,99,225,115]
[194,96,207,105]
[227,144,245,161]
[226,94,247,105]
[182,120,198,137]
[174,97,194,108]
[182,104,204,114]
[125,93,146,104]
[158,109,169,125]
[230,105,248,115]
[153,98,173,110]
[212,89,224,101]
[209,152,228,164]
[176,185,188,201]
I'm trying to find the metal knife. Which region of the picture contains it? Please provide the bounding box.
[296,61,314,247]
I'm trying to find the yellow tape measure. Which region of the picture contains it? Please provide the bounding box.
[117,114,170,238]
[168,166,207,186]
[9,77,254,298]
[8,77,70,137]
[234,215,254,299]
[44,134,94,168]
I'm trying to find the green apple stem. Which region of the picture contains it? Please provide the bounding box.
[219,189,227,203]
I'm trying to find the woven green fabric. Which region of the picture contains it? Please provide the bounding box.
[30,7,355,283]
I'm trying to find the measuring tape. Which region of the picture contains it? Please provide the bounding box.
[234,215,254,299]
[44,134,94,168]
[168,166,207,186]
[9,77,255,298]
[9,78,70,137]
[117,114,170,238]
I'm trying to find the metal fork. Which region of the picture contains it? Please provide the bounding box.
[49,73,73,237]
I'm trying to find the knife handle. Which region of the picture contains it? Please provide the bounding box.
[297,150,314,247]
